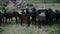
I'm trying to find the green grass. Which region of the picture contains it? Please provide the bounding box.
[0,23,60,34]
[44,24,60,34]
[0,28,4,33]
[49,30,60,34]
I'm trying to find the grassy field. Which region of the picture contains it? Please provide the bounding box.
[0,23,60,34]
